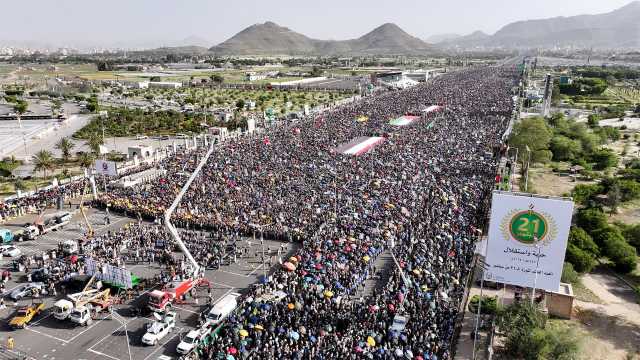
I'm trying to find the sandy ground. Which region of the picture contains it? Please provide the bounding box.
[528,166,594,197]
[573,271,640,359]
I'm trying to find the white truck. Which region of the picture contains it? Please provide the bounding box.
[205,292,240,326]
[24,212,72,240]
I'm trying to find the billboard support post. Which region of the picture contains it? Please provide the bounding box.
[531,240,542,305]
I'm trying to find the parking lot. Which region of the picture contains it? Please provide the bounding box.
[0,208,298,360]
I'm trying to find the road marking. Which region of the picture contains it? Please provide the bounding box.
[142,332,180,360]
[216,269,249,278]
[210,281,234,289]
[247,263,264,277]
[25,326,70,344]
[87,348,122,360]
[66,315,108,342]
[29,312,53,326]
[172,305,199,315]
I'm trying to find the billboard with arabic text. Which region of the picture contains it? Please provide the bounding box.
[483,191,573,292]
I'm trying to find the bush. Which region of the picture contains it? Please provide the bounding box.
[590,148,619,170]
[468,295,498,315]
[571,184,603,206]
[565,245,597,273]
[622,224,640,251]
[575,209,608,233]
[561,262,581,283]
[603,234,638,273]
[592,225,624,247]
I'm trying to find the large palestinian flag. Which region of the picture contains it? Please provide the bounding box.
[335,137,385,156]
[389,115,420,126]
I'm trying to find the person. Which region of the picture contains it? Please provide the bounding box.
[7,336,14,350]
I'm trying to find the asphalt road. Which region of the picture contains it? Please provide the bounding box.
[0,208,298,360]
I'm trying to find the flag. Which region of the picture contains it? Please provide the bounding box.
[334,137,386,156]
[389,115,420,126]
[422,105,443,114]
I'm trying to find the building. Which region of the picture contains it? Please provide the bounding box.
[209,127,229,143]
[559,76,573,85]
[129,81,149,89]
[246,72,267,82]
[148,81,182,89]
[128,145,153,160]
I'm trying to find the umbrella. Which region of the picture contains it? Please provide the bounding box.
[362,255,370,262]
[366,336,376,347]
[289,256,298,264]
[239,329,249,337]
[226,356,235,360]
[323,290,334,298]
[283,262,296,271]
[394,349,403,357]
[289,331,300,341]
[287,303,295,310]
[254,324,264,331]
[228,347,238,355]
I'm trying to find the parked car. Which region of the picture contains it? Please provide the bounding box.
[142,311,176,345]
[135,134,149,140]
[176,329,201,355]
[9,282,45,300]
[0,245,21,257]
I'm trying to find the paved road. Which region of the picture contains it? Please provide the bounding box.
[0,208,298,360]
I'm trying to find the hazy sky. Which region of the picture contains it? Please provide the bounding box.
[0,0,635,48]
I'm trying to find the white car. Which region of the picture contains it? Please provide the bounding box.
[135,134,149,140]
[0,245,21,257]
[176,329,201,355]
[142,312,176,346]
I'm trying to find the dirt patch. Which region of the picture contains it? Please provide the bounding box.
[573,307,640,359]
[528,166,594,197]
[611,199,640,225]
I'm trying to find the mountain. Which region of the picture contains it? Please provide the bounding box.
[440,31,490,48]
[210,21,433,55]
[426,33,461,44]
[446,1,640,49]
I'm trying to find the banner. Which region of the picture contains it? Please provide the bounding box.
[94,160,118,176]
[484,191,573,292]
[335,137,385,156]
[85,257,133,289]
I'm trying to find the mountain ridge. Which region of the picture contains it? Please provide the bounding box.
[209,21,434,55]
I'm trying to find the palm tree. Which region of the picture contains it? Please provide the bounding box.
[32,150,55,178]
[77,152,95,172]
[87,133,104,155]
[13,178,26,193]
[55,137,75,164]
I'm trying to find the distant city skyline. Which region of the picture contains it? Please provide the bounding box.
[0,0,635,49]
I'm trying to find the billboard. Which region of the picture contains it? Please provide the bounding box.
[85,257,133,289]
[94,160,118,176]
[483,191,573,292]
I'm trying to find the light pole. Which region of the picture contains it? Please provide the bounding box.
[524,145,531,192]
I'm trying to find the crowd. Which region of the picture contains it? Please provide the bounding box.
[94,66,516,359]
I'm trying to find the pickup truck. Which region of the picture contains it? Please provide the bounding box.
[9,302,45,329]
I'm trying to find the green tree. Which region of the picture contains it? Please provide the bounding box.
[571,184,603,206]
[13,100,28,116]
[550,135,582,161]
[13,178,26,192]
[576,209,608,234]
[590,148,618,170]
[32,150,55,178]
[55,137,75,163]
[621,224,640,251]
[77,152,95,171]
[569,227,600,256]
[566,244,597,273]
[87,133,104,155]
[603,233,638,273]
[508,117,553,165]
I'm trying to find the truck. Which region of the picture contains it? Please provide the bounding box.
[148,279,195,312]
[205,292,240,326]
[24,211,72,240]
[9,302,45,329]
[53,276,113,322]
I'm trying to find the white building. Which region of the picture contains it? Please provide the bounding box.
[246,72,267,82]
[128,145,154,160]
[148,81,182,89]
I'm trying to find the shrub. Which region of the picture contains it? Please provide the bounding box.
[468,295,498,315]
[571,184,603,206]
[561,262,581,283]
[622,224,640,251]
[603,234,638,273]
[575,209,608,233]
[565,245,597,273]
[569,226,600,256]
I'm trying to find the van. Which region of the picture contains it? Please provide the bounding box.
[205,293,240,326]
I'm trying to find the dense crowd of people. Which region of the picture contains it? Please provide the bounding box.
[0,65,517,359]
[96,66,517,359]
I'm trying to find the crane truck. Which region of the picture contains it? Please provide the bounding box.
[53,275,114,325]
